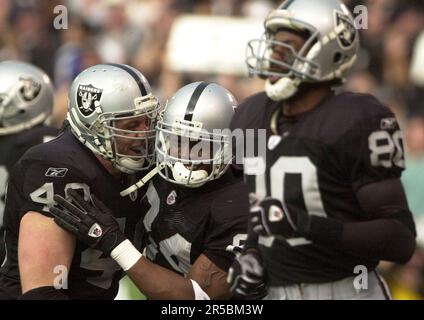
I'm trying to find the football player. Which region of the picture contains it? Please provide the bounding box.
[227,0,416,300]
[51,82,261,299]
[0,61,58,264]
[0,63,160,299]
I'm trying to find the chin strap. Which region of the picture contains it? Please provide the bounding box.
[115,157,147,175]
[171,161,208,186]
[265,77,301,101]
[120,162,166,197]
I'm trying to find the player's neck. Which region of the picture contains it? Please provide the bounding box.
[96,155,121,179]
[283,85,333,117]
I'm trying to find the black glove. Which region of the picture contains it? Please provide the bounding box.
[249,196,311,239]
[50,189,127,255]
[227,249,267,300]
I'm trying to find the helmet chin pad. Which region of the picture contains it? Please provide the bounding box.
[265,77,300,101]
[116,157,146,174]
[171,161,208,187]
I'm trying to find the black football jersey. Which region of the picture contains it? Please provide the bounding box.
[232,91,405,286]
[140,171,249,276]
[0,125,58,266]
[0,129,145,299]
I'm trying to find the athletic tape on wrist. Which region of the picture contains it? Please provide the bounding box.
[190,279,210,300]
[110,239,142,271]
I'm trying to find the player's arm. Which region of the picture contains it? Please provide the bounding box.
[123,255,194,299]
[319,106,417,263]
[132,182,256,300]
[252,105,416,263]
[50,190,226,299]
[18,211,75,299]
[252,179,415,264]
[14,160,92,299]
[298,178,416,263]
[124,253,228,299]
[227,213,266,300]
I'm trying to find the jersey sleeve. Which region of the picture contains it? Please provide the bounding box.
[338,97,405,191]
[202,182,250,271]
[10,158,91,220]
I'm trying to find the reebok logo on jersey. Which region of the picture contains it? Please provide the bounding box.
[45,167,68,178]
[380,117,397,130]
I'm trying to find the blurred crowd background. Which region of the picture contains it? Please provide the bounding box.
[1,0,424,300]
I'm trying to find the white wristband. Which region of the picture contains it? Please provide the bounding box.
[190,279,210,300]
[110,239,142,271]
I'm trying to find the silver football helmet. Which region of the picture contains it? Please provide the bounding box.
[246,0,359,101]
[156,82,236,188]
[0,61,54,135]
[67,63,160,174]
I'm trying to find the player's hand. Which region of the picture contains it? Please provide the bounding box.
[227,249,267,300]
[50,189,127,255]
[249,195,310,238]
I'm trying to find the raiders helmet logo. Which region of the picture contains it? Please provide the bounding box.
[335,11,357,49]
[19,76,41,102]
[76,84,103,117]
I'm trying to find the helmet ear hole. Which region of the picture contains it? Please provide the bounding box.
[333,52,343,64]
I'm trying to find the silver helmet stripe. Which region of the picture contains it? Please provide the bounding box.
[184,82,210,121]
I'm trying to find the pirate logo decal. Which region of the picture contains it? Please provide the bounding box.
[76,84,103,117]
[335,11,357,49]
[19,76,41,102]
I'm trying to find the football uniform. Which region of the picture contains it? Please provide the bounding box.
[0,124,58,265]
[141,171,249,276]
[232,91,406,286]
[0,128,144,299]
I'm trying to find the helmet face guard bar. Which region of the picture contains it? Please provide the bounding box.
[69,97,160,172]
[246,29,321,82]
[155,120,232,187]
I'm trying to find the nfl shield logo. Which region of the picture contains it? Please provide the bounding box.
[269,205,284,222]
[335,12,357,49]
[76,84,103,117]
[166,190,177,205]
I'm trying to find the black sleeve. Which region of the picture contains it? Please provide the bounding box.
[19,286,70,300]
[11,159,92,219]
[339,100,405,190]
[203,182,250,271]
[242,215,259,253]
[305,178,416,263]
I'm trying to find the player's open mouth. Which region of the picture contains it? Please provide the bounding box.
[129,146,145,156]
[269,75,281,84]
